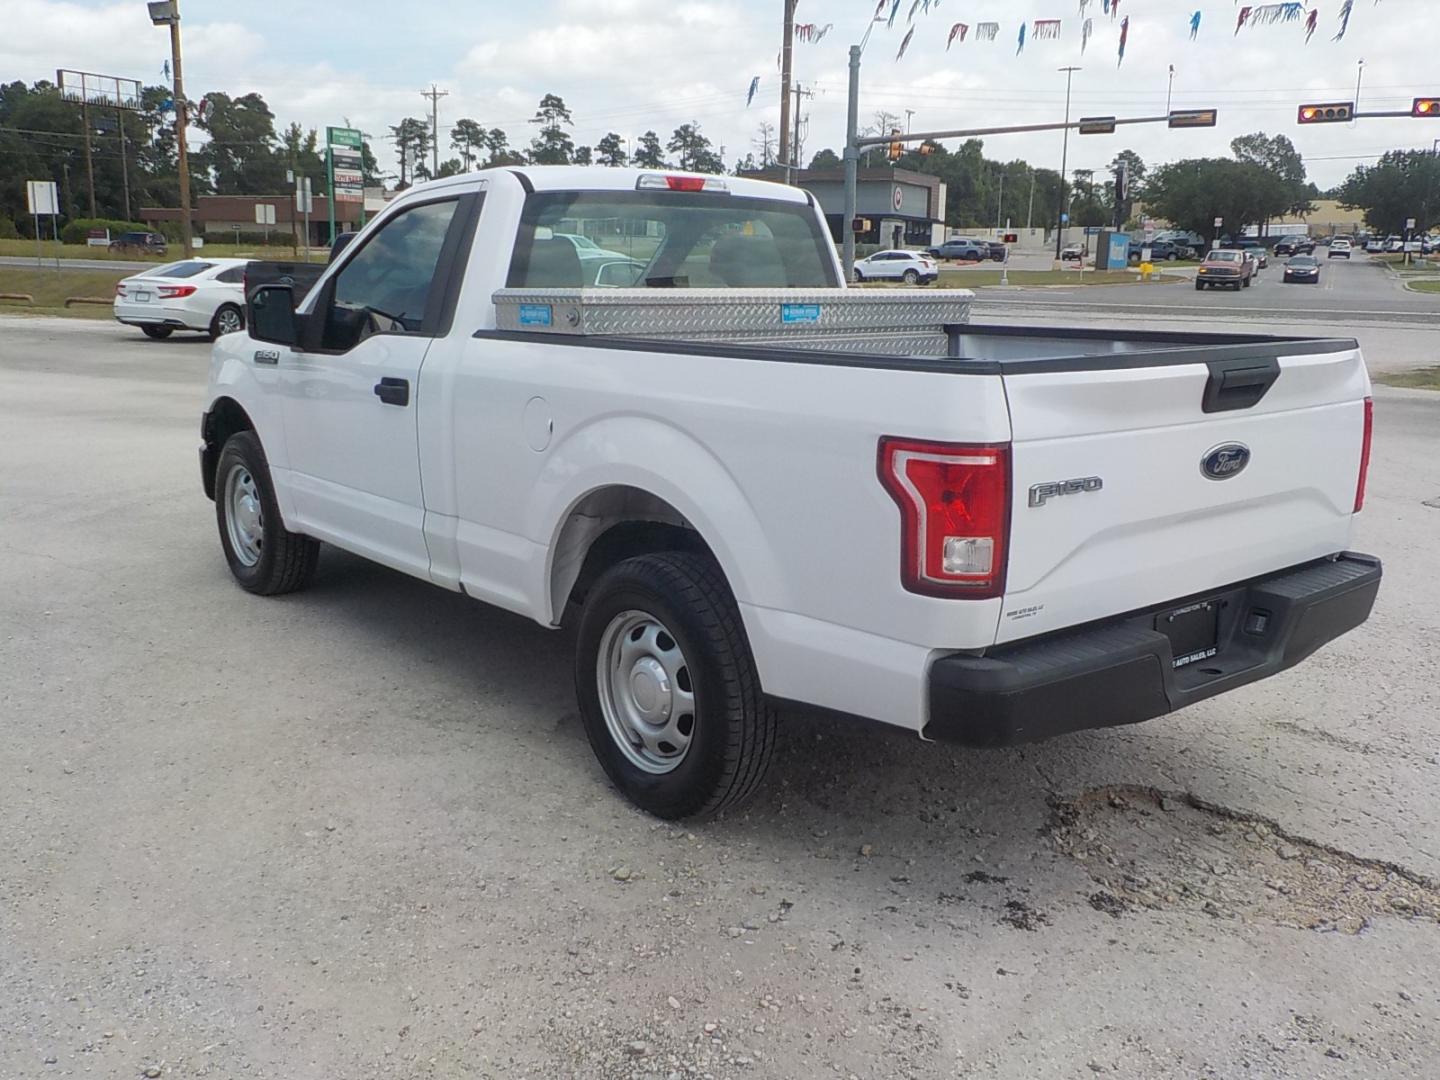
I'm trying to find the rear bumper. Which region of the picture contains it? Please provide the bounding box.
[925,553,1382,747]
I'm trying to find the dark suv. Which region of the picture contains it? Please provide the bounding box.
[109,231,168,256]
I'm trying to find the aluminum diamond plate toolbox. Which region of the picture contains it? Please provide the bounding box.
[492,288,973,354]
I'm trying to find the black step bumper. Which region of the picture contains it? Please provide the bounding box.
[925,553,1382,747]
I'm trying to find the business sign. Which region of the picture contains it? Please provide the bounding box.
[26,180,60,215]
[254,203,277,226]
[892,185,903,212]
[328,126,365,204]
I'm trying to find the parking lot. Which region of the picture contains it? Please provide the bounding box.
[3,315,1439,1079]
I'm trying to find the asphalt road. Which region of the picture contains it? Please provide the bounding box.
[0,255,150,272]
[974,251,1439,327]
[3,316,1439,1080]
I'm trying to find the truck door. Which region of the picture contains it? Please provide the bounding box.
[279,193,474,578]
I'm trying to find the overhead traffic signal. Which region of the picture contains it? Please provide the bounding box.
[1078,116,1117,135]
[888,128,903,162]
[1298,102,1353,124]
[1413,98,1440,118]
[1167,108,1218,129]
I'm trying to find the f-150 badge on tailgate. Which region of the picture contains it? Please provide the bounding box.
[1028,476,1103,507]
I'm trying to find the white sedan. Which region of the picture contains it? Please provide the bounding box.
[114,258,251,340]
[853,249,938,284]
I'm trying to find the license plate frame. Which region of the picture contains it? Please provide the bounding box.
[1156,599,1220,669]
[134,291,152,302]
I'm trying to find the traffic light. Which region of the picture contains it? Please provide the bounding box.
[918,141,936,156]
[1413,98,1440,118]
[851,216,872,233]
[1167,109,1218,129]
[1298,102,1353,123]
[888,128,903,162]
[1078,116,1117,135]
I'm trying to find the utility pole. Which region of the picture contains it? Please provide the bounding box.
[842,14,889,281]
[1166,64,1175,115]
[791,83,814,174]
[421,84,449,178]
[150,1,193,253]
[1027,167,1037,234]
[996,170,1005,232]
[779,0,796,181]
[905,109,915,135]
[117,105,131,221]
[1353,58,1365,117]
[81,98,96,216]
[1054,66,1081,263]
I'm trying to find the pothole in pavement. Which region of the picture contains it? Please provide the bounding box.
[1046,785,1440,934]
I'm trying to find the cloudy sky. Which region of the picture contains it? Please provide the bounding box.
[5,0,1434,187]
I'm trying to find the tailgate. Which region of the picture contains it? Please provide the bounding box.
[998,342,1369,643]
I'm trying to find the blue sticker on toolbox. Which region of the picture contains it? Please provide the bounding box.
[518,303,553,327]
[780,303,821,324]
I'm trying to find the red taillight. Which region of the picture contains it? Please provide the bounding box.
[1354,396,1373,513]
[114,283,127,297]
[157,284,197,299]
[878,437,1011,598]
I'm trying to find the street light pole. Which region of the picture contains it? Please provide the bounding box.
[842,16,888,282]
[1055,66,1081,263]
[149,1,193,254]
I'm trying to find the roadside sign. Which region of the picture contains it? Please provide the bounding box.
[26,180,59,216]
[1078,116,1117,135]
[1061,213,1070,224]
[1214,217,1224,228]
[295,177,313,214]
[254,203,277,226]
[1406,217,1417,229]
[892,185,903,212]
[86,228,109,247]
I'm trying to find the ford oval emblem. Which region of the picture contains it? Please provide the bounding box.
[1201,442,1251,480]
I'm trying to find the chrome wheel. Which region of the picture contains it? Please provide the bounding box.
[224,463,263,567]
[596,610,696,774]
[216,307,243,335]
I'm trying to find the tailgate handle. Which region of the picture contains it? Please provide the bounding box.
[1202,357,1280,413]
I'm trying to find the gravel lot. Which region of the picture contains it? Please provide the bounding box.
[3,316,1438,1080]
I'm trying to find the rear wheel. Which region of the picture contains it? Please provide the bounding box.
[210,303,244,339]
[575,552,776,820]
[902,268,919,285]
[141,325,173,339]
[853,270,865,282]
[214,431,319,595]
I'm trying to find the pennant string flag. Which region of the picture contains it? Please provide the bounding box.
[1236,6,1251,33]
[908,0,922,22]
[1190,10,1202,39]
[794,22,833,43]
[897,25,916,60]
[874,0,888,17]
[1082,17,1094,51]
[1102,0,1109,13]
[746,76,759,107]
[1333,0,1354,40]
[1305,8,1318,41]
[1078,0,1091,12]
[1246,3,1304,25]
[1017,22,1027,53]
[1111,0,1121,17]
[888,0,902,30]
[1117,15,1129,66]
[1034,19,1062,40]
[976,21,1000,41]
[947,22,969,48]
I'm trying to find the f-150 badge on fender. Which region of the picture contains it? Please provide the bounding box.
[1028,476,1103,507]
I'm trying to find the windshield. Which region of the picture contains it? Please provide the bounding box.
[150,261,215,279]
[507,190,838,289]
[1207,251,1242,263]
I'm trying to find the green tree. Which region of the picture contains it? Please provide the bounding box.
[1144,158,1283,242]
[528,93,574,164]
[194,91,287,194]
[484,127,524,166]
[360,138,382,185]
[667,122,723,173]
[1230,131,1313,222]
[808,147,841,169]
[436,157,464,178]
[451,117,486,171]
[391,117,430,188]
[594,132,627,167]
[278,122,325,195]
[1337,150,1440,235]
[633,130,667,169]
[572,145,592,165]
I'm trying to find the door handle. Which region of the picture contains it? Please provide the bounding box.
[373,377,410,407]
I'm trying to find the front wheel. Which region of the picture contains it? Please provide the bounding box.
[575,552,776,820]
[1195,282,1205,291]
[853,271,865,282]
[902,269,919,285]
[210,303,244,339]
[214,431,319,595]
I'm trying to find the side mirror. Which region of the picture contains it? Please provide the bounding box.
[329,231,359,263]
[248,284,297,346]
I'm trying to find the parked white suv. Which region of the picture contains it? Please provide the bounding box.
[853,249,938,284]
[200,167,1382,818]
[114,258,251,340]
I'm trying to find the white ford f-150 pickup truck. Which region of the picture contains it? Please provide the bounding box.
[201,166,1381,819]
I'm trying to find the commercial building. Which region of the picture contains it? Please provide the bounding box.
[741,167,947,248]
[141,193,366,246]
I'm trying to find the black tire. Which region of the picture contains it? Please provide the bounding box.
[1195,282,1205,291]
[210,303,244,339]
[214,431,319,596]
[1166,252,1178,261]
[853,270,864,282]
[141,325,173,339]
[902,268,919,285]
[575,551,776,820]
[1242,276,1251,288]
